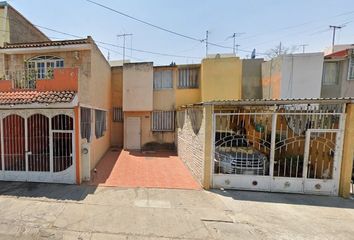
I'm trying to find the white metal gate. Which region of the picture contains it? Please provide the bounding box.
[0,109,76,184]
[212,103,346,195]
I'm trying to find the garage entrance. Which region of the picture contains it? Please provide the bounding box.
[0,109,76,184]
[212,102,346,195]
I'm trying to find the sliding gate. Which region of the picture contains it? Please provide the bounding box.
[0,109,76,184]
[212,103,346,195]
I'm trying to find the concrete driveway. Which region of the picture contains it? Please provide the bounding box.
[89,149,201,190]
[0,182,354,239]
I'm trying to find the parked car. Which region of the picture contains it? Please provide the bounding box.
[214,131,269,175]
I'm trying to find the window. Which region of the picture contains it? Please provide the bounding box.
[152,111,175,131]
[178,67,199,88]
[153,70,173,89]
[81,107,92,142]
[322,62,339,85]
[26,56,64,79]
[348,54,354,80]
[95,110,107,138]
[113,107,123,122]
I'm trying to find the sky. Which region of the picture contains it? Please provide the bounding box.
[7,0,354,65]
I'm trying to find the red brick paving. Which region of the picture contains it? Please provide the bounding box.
[89,149,201,190]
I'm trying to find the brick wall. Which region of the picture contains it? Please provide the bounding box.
[177,107,205,185]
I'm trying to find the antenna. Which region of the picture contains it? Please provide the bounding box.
[205,30,209,57]
[226,32,245,55]
[117,33,133,62]
[299,44,308,53]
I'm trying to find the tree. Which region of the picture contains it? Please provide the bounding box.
[265,42,298,59]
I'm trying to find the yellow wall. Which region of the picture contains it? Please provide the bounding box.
[175,64,201,107]
[111,67,123,147]
[153,66,176,110]
[200,57,242,102]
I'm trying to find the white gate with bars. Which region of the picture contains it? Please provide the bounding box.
[212,103,346,195]
[0,109,76,184]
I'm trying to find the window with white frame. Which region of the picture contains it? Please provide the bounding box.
[348,54,354,80]
[95,110,107,138]
[153,70,173,89]
[26,56,64,79]
[322,62,339,85]
[178,67,199,88]
[113,107,123,122]
[152,111,175,131]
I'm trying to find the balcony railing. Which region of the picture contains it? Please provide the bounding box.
[1,69,55,89]
[0,68,78,91]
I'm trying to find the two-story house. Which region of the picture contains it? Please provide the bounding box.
[321,46,354,98]
[112,55,262,151]
[0,37,111,184]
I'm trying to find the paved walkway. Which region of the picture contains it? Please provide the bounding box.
[89,149,201,190]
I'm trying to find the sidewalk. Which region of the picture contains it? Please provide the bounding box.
[0,182,353,239]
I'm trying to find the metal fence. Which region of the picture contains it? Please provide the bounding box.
[212,103,346,195]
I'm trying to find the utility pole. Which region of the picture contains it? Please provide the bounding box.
[329,25,343,50]
[205,30,209,57]
[299,44,308,53]
[117,33,133,62]
[279,42,282,55]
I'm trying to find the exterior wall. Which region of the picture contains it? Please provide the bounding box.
[175,88,201,107]
[123,62,153,111]
[0,8,10,46]
[262,53,323,99]
[7,6,49,44]
[153,66,176,110]
[339,58,354,97]
[280,53,323,99]
[124,111,175,150]
[177,107,205,185]
[242,59,263,99]
[201,57,242,102]
[84,44,112,171]
[262,57,282,99]
[111,66,123,147]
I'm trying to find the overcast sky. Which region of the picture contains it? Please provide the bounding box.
[8,0,354,65]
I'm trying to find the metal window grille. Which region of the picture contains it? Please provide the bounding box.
[80,107,92,142]
[153,70,173,89]
[178,68,199,88]
[113,107,123,122]
[152,111,175,131]
[95,110,107,138]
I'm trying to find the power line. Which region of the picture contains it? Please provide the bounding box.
[85,0,203,43]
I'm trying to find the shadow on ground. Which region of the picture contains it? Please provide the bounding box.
[0,181,96,201]
[211,188,354,209]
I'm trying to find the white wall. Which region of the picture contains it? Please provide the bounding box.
[280,53,324,99]
[123,62,153,111]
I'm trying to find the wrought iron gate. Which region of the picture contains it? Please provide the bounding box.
[212,103,346,195]
[0,109,76,184]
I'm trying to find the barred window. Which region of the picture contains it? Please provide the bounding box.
[152,111,175,131]
[95,110,107,138]
[178,67,199,88]
[348,54,354,80]
[80,107,92,142]
[113,107,123,122]
[154,70,173,89]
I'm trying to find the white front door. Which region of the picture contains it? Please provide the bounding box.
[126,117,141,150]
